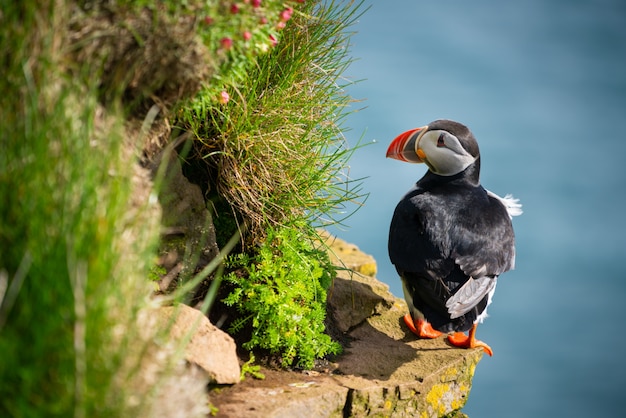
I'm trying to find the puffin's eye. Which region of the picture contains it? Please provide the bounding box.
[437,133,445,147]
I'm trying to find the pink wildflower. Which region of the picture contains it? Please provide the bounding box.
[220,37,233,50]
[276,21,286,30]
[243,31,252,41]
[230,4,240,14]
[279,7,293,22]
[269,33,278,47]
[252,0,261,7]
[218,91,230,104]
[203,16,214,25]
[259,16,268,25]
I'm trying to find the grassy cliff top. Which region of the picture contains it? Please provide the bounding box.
[0,1,367,416]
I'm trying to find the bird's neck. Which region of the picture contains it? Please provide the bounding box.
[420,158,481,188]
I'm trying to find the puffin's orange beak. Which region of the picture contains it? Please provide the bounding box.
[386,126,428,163]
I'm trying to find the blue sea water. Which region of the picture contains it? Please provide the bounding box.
[330,1,626,416]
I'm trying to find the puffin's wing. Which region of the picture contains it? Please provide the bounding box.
[445,191,518,317]
[388,186,454,276]
[453,190,517,278]
[445,275,496,318]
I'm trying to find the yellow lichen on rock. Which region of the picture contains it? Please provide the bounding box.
[441,367,458,382]
[320,231,378,277]
[418,358,479,418]
[425,383,450,417]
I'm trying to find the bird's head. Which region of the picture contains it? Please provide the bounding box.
[386,119,480,176]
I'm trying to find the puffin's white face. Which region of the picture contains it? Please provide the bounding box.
[416,129,477,176]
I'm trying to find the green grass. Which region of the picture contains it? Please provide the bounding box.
[180,0,367,239]
[0,1,166,416]
[0,0,368,415]
[177,0,367,369]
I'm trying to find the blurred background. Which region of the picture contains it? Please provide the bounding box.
[330,0,626,416]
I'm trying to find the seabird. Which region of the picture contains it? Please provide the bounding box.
[387,119,521,356]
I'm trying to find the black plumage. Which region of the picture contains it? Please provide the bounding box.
[388,119,517,336]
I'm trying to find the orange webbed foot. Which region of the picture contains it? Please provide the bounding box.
[447,324,493,356]
[403,314,443,339]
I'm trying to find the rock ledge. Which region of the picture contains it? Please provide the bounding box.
[210,235,482,417]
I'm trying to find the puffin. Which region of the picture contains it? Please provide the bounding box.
[386,119,521,356]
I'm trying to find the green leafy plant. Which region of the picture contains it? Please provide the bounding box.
[240,352,266,381]
[148,265,167,281]
[223,224,341,369]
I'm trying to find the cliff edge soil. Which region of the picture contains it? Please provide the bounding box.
[209,234,483,418]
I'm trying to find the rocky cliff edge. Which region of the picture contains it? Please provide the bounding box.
[208,233,483,418]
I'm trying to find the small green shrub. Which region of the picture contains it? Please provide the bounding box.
[223,224,341,369]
